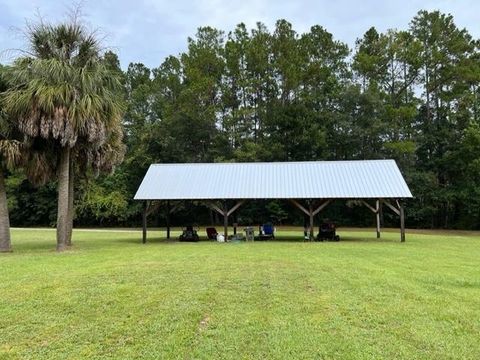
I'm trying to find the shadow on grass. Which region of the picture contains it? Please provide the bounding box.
[8,241,67,253]
[133,235,399,245]
[335,235,399,243]
[7,228,403,254]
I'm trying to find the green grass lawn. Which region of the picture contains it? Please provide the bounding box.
[1,228,479,359]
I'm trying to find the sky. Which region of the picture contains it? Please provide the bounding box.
[1,0,479,69]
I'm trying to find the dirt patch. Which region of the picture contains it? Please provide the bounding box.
[198,314,210,332]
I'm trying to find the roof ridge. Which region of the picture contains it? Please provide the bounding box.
[150,159,395,166]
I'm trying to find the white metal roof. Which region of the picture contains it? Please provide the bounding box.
[134,160,412,200]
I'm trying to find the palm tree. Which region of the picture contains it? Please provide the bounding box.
[0,65,23,252]
[3,20,124,251]
[0,139,22,252]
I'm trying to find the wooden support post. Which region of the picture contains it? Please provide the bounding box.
[384,199,406,242]
[290,199,332,241]
[309,201,314,241]
[400,203,405,242]
[360,200,381,239]
[227,200,246,216]
[360,200,377,214]
[383,199,400,216]
[223,201,228,241]
[233,214,237,235]
[206,201,225,217]
[376,199,381,239]
[204,200,245,241]
[379,201,384,227]
[142,201,147,244]
[166,200,171,239]
[312,199,332,216]
[289,199,310,216]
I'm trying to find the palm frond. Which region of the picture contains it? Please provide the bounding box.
[2,18,125,180]
[0,139,22,168]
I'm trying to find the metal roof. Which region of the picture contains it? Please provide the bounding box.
[134,160,412,200]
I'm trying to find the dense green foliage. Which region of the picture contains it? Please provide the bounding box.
[1,228,479,358]
[5,10,480,228]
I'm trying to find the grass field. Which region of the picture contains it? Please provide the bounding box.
[1,227,479,359]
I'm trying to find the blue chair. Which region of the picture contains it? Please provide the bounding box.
[256,223,275,240]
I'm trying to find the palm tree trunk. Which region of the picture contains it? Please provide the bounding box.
[0,171,11,252]
[66,162,74,247]
[56,146,70,251]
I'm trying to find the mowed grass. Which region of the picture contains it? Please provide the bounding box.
[1,228,479,359]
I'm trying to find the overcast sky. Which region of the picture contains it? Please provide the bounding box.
[1,0,479,69]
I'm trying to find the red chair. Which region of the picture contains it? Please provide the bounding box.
[206,227,218,240]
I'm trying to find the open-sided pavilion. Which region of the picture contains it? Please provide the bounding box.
[134,160,413,242]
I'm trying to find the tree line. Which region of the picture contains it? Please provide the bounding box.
[2,10,480,251]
